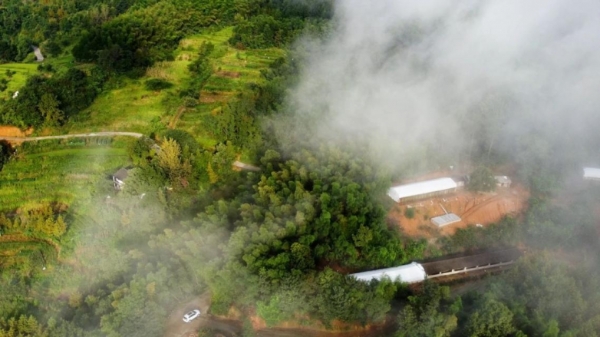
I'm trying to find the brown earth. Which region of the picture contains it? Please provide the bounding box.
[200,91,234,103]
[163,293,212,337]
[0,126,33,137]
[215,71,241,78]
[388,184,529,239]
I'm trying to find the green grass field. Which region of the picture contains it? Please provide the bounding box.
[0,141,130,212]
[65,27,285,144]
[0,63,38,100]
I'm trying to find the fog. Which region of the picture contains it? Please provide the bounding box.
[283,0,600,174]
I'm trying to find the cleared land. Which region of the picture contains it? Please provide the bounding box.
[388,183,529,238]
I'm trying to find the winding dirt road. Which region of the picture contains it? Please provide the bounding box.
[0,132,144,142]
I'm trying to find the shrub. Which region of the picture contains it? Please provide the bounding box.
[145,78,173,91]
[468,166,496,192]
[182,96,198,108]
[405,207,415,219]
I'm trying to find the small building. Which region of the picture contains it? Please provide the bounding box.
[452,175,469,188]
[584,167,600,181]
[494,176,512,187]
[431,213,461,227]
[350,262,427,284]
[113,168,129,190]
[32,46,44,62]
[388,177,458,203]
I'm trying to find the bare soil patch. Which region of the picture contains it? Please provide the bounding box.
[163,292,212,337]
[200,91,234,103]
[0,126,32,137]
[215,70,240,78]
[388,184,529,239]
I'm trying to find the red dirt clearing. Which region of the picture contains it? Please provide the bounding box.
[0,126,33,137]
[388,184,529,238]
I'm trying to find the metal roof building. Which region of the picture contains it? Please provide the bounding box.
[350,262,427,284]
[388,178,458,203]
[431,213,461,227]
[584,167,600,180]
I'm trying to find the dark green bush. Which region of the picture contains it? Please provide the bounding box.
[144,78,173,91]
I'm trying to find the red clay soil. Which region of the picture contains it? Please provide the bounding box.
[0,126,33,137]
[388,184,529,239]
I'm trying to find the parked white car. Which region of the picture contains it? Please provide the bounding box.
[182,309,201,323]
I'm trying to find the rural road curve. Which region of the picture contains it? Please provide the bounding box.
[0,132,143,142]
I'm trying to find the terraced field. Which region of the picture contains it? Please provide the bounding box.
[65,27,285,145]
[0,238,58,273]
[0,140,130,212]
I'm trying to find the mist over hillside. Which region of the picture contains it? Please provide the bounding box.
[284,0,600,175]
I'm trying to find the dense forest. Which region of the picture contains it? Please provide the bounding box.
[1,0,600,336]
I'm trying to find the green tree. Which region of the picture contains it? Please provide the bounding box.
[156,138,192,187]
[37,93,63,125]
[396,282,459,337]
[468,167,496,192]
[465,297,515,337]
[0,315,47,337]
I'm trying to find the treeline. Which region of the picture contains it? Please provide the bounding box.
[0,68,101,127]
[122,138,427,326]
[193,144,427,324]
[0,0,330,64]
[71,1,221,72]
[0,205,67,239]
[395,253,600,337]
[229,0,332,49]
[0,0,136,62]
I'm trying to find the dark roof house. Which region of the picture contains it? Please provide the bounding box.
[113,168,129,190]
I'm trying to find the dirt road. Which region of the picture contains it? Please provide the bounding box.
[0,131,143,142]
[164,293,394,337]
[164,293,213,337]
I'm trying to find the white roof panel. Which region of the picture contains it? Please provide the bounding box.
[388,178,457,202]
[431,213,461,227]
[584,167,600,179]
[350,262,427,284]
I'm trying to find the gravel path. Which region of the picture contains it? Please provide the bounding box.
[0,132,144,142]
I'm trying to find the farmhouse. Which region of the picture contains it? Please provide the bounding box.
[350,262,427,284]
[494,176,512,187]
[584,167,600,181]
[112,168,129,190]
[388,177,458,203]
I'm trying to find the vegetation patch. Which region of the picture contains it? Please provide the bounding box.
[0,141,130,212]
[0,63,38,100]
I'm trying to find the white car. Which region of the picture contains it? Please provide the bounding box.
[182,309,201,323]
